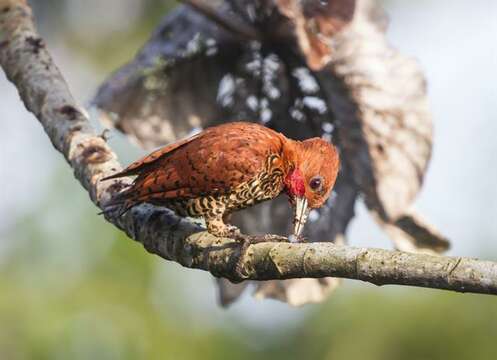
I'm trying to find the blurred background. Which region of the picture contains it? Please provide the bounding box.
[1,0,496,359]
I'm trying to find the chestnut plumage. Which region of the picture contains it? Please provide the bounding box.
[103,122,339,238]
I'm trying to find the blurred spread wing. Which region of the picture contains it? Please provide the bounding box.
[275,0,356,70]
[96,0,449,306]
[92,5,246,149]
[315,0,449,252]
[92,3,342,150]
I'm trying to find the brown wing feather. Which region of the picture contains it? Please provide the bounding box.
[101,132,203,180]
[105,122,285,209]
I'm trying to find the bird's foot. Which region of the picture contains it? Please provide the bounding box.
[233,233,288,244]
[225,224,241,236]
[207,222,241,238]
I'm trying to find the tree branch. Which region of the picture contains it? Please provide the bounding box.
[1,0,497,295]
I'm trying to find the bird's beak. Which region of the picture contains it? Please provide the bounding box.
[293,196,310,238]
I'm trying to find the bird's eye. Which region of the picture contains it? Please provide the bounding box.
[309,176,323,192]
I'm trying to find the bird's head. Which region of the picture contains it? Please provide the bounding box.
[283,138,340,238]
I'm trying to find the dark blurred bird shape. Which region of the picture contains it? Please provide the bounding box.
[102,122,339,239]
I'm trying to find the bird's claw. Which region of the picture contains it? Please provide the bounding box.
[225,225,241,236]
[233,233,288,244]
[296,235,309,243]
[262,234,290,243]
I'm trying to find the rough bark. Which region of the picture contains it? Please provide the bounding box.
[2,0,497,299]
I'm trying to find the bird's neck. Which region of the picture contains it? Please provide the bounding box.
[281,139,306,197]
[281,138,303,171]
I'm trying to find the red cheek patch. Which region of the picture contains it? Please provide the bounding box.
[285,169,306,197]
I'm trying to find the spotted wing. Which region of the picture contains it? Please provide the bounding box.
[101,132,203,180]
